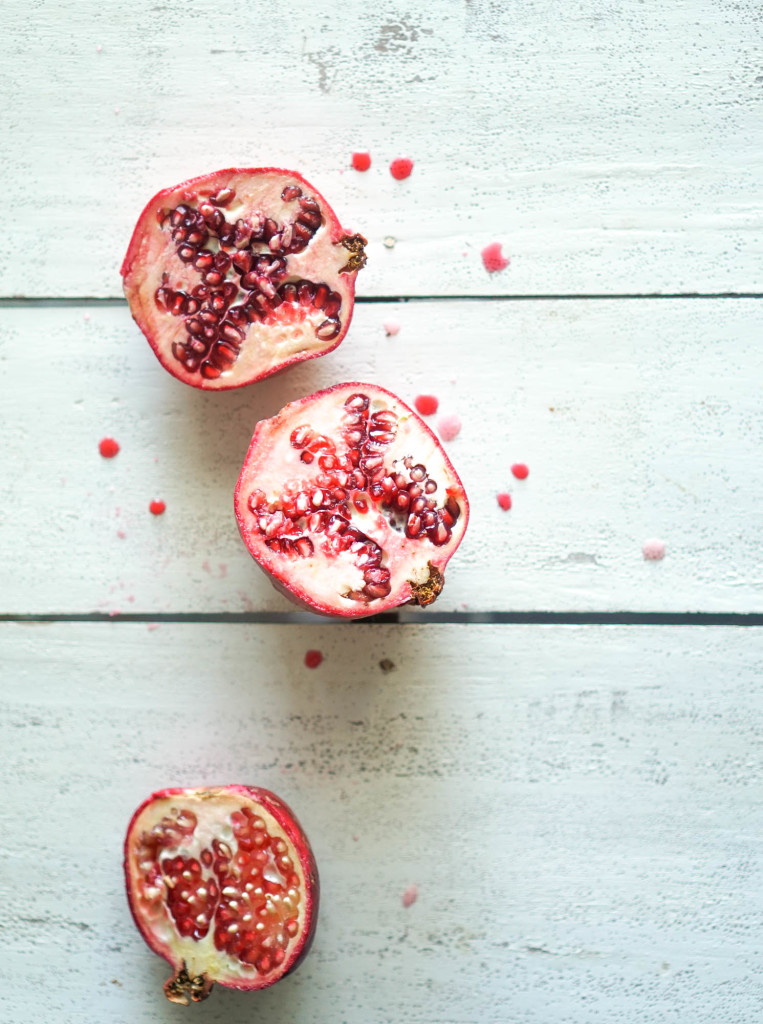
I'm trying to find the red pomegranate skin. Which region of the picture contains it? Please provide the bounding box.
[124,785,319,1001]
[121,167,366,391]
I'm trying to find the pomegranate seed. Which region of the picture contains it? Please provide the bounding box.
[497,492,512,510]
[351,151,371,171]
[390,158,414,180]
[298,210,321,230]
[281,184,302,201]
[406,514,422,537]
[99,437,120,458]
[317,319,341,340]
[149,500,166,516]
[414,394,439,416]
[511,463,529,480]
[304,649,323,669]
[210,187,235,206]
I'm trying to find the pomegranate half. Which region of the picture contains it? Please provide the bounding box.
[124,786,318,1005]
[234,382,470,618]
[121,168,367,389]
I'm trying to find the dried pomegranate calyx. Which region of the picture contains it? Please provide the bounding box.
[122,168,365,390]
[235,383,470,619]
[408,563,445,607]
[339,233,368,273]
[163,965,214,1006]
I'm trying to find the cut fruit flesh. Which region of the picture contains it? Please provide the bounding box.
[234,382,470,618]
[122,168,366,390]
[124,786,317,1003]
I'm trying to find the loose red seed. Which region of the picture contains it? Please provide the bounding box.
[99,437,120,458]
[414,394,439,416]
[351,152,371,172]
[497,492,512,511]
[149,500,166,515]
[390,158,413,180]
[305,649,323,669]
[481,242,510,273]
[511,463,529,480]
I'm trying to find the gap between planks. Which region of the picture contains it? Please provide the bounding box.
[3,612,763,625]
[0,294,762,307]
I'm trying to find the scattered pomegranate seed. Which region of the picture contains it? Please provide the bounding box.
[511,463,529,480]
[351,152,371,171]
[390,158,414,180]
[304,649,323,669]
[437,414,462,441]
[149,500,166,515]
[642,538,666,561]
[117,529,127,539]
[383,321,401,337]
[414,394,439,416]
[99,437,120,458]
[497,492,512,511]
[481,242,510,273]
[401,884,418,908]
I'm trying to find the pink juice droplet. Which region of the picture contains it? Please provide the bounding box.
[438,414,461,441]
[482,242,510,273]
[402,884,418,908]
[642,538,666,561]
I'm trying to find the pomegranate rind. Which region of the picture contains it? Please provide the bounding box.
[124,785,318,996]
[122,167,363,390]
[234,382,470,619]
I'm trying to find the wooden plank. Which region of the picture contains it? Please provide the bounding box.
[2,299,762,614]
[1,623,761,1022]
[3,0,762,297]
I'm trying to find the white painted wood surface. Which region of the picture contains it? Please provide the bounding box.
[3,0,762,297]
[2,624,762,1023]
[3,3,761,1023]
[2,299,761,614]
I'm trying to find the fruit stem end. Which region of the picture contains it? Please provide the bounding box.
[163,964,214,1005]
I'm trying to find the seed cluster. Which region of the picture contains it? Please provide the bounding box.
[138,805,301,977]
[247,392,462,604]
[154,184,342,380]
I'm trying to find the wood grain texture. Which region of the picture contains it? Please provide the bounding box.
[3,0,762,297]
[1,623,762,1023]
[2,299,762,615]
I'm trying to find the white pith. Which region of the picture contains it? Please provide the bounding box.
[123,170,355,389]
[235,385,469,615]
[126,790,307,982]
